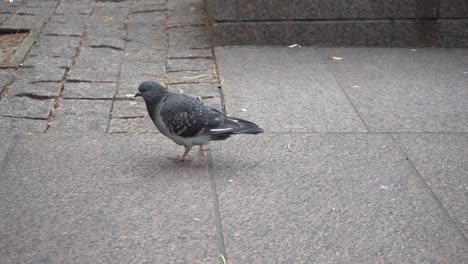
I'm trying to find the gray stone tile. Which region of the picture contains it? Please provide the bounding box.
[84,35,126,51]
[213,0,238,21]
[167,14,205,28]
[439,0,468,18]
[124,48,166,63]
[0,131,15,164]
[69,67,119,83]
[162,71,217,84]
[0,69,14,92]
[115,78,147,99]
[168,48,212,59]
[169,26,210,49]
[49,99,112,133]
[0,133,218,263]
[321,48,468,132]
[121,61,165,77]
[0,117,45,134]
[28,35,80,58]
[23,55,72,69]
[215,46,366,132]
[128,11,165,25]
[112,100,146,118]
[43,22,85,36]
[211,133,467,263]
[109,116,157,134]
[393,133,468,237]
[87,25,127,38]
[9,81,62,98]
[63,82,117,99]
[75,47,124,72]
[55,3,93,15]
[14,66,66,83]
[2,14,49,28]
[166,58,214,72]
[167,83,219,97]
[0,97,53,119]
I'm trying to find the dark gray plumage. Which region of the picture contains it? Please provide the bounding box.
[135,81,264,162]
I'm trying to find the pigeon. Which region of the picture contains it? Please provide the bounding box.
[135,81,264,162]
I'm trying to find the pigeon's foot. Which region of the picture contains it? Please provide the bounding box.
[167,156,188,162]
[197,145,209,158]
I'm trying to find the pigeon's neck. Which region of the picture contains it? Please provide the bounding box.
[145,93,166,122]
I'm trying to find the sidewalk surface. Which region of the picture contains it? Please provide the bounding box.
[0,0,467,263]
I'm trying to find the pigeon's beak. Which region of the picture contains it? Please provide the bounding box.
[135,93,141,97]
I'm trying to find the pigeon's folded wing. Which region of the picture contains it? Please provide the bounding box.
[159,94,224,138]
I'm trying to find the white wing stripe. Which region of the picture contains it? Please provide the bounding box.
[210,128,233,132]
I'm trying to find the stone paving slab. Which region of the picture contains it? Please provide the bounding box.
[215,46,367,132]
[48,99,112,133]
[393,133,468,237]
[320,48,468,132]
[0,97,53,119]
[0,117,45,134]
[0,133,219,263]
[63,82,117,100]
[211,133,467,263]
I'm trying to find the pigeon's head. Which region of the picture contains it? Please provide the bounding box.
[135,81,167,102]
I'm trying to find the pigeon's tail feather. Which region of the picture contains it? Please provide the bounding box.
[209,116,264,135]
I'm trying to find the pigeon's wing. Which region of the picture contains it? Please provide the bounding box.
[159,94,225,138]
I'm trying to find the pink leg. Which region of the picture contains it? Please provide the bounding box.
[197,145,209,157]
[167,146,191,162]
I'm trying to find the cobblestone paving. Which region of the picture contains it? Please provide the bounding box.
[0,0,219,134]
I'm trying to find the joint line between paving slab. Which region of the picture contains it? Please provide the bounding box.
[204,7,226,113]
[0,134,18,172]
[389,135,468,243]
[206,147,227,263]
[106,2,132,133]
[45,0,98,133]
[321,50,371,132]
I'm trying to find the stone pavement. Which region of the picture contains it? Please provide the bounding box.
[0,0,467,263]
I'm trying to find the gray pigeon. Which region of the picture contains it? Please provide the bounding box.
[135,81,264,162]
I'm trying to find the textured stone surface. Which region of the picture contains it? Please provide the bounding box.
[440,0,468,18]
[211,134,467,263]
[215,46,367,132]
[43,22,85,36]
[0,134,218,263]
[69,68,120,83]
[210,0,467,47]
[0,131,15,164]
[75,47,124,72]
[167,83,220,97]
[109,116,157,133]
[28,35,80,58]
[393,134,468,237]
[166,58,214,72]
[63,82,117,99]
[0,117,46,134]
[168,48,212,59]
[2,14,49,28]
[169,26,210,49]
[124,48,166,63]
[14,67,66,83]
[121,61,165,77]
[0,97,53,119]
[0,69,14,92]
[9,81,62,98]
[49,100,112,133]
[112,100,146,118]
[85,36,126,51]
[23,55,73,69]
[321,48,468,132]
